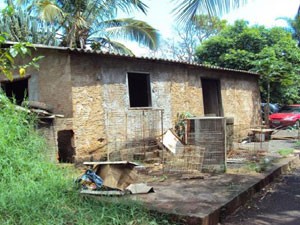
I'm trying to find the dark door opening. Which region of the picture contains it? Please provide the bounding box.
[57,130,75,163]
[1,78,28,105]
[201,78,223,116]
[128,73,152,107]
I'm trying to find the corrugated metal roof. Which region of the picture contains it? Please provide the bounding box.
[4,42,260,76]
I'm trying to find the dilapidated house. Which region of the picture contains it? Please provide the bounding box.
[0,45,262,168]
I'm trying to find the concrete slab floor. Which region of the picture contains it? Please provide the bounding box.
[130,135,300,225]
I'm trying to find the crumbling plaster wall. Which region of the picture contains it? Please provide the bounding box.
[68,54,206,161]
[219,72,261,139]
[70,53,105,161]
[22,49,260,161]
[190,69,261,144]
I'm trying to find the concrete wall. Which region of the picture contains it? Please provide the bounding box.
[29,49,73,117]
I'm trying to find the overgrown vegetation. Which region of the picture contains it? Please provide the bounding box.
[0,92,177,225]
[0,33,43,80]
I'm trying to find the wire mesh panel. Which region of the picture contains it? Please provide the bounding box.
[105,109,163,161]
[185,117,226,172]
[164,145,205,173]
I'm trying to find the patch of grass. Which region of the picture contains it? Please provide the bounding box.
[295,141,300,148]
[229,158,273,174]
[0,92,179,225]
[277,149,294,157]
[246,162,262,173]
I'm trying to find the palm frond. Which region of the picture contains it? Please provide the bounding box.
[38,0,64,22]
[102,18,160,50]
[89,37,134,55]
[0,4,59,45]
[113,0,148,14]
[172,0,248,26]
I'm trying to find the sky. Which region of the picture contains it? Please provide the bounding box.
[0,0,299,55]
[120,0,299,55]
[125,0,299,38]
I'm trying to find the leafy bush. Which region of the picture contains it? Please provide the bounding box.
[0,92,174,225]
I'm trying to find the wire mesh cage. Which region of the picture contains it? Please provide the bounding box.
[105,109,163,162]
[185,117,226,172]
[164,145,205,173]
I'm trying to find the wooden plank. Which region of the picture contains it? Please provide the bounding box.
[83,161,139,166]
[80,189,125,196]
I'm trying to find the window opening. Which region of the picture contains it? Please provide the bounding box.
[1,78,28,105]
[128,73,152,107]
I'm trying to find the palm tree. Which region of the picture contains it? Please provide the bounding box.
[172,0,248,25]
[276,5,300,47]
[290,5,300,46]
[0,5,58,46]
[5,0,159,54]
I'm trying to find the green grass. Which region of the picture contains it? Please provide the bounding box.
[0,92,179,225]
[277,149,294,157]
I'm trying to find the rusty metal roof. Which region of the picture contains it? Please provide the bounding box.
[4,42,260,76]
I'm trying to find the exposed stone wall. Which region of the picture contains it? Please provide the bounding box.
[67,56,209,161]
[14,48,261,161]
[221,74,261,139]
[170,68,204,125]
[37,118,73,162]
[70,54,106,161]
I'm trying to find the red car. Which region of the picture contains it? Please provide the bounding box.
[269,104,300,128]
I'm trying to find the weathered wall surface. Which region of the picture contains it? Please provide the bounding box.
[67,55,208,161]
[221,74,261,139]
[37,118,73,161]
[70,53,105,161]
[169,67,204,126]
[29,49,73,117]
[9,48,261,161]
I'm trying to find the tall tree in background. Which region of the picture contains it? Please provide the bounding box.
[148,15,226,62]
[2,0,160,54]
[195,20,300,104]
[278,5,300,47]
[291,5,300,46]
[173,15,226,62]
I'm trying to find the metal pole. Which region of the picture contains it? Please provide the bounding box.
[161,109,164,171]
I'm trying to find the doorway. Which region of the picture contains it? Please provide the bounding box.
[57,130,75,163]
[201,78,223,117]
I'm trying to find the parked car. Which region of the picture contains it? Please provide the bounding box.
[261,103,280,120]
[269,104,300,128]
